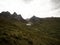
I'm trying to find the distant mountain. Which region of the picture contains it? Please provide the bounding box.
[0,11,26,22]
[11,12,26,22]
[29,16,46,23]
[29,16,40,23]
[0,11,60,23]
[0,11,11,18]
[28,16,60,23]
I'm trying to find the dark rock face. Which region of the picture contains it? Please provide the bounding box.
[11,12,25,21]
[29,16,40,23]
[0,11,11,17]
[0,11,26,22]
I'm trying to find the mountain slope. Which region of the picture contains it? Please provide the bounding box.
[0,12,60,45]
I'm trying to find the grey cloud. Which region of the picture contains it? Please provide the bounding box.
[51,0,60,9]
[52,0,60,3]
[23,0,33,3]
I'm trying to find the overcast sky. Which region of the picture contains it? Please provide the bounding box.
[0,0,60,19]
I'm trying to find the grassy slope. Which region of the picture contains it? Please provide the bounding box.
[0,18,60,45]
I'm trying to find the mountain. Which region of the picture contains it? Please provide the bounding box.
[0,11,60,45]
[11,12,26,22]
[29,16,46,23]
[0,11,11,18]
[0,11,26,22]
[29,16,40,22]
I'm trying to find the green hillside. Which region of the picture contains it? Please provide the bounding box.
[0,18,60,45]
[0,12,60,45]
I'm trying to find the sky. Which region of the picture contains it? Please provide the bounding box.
[0,0,60,19]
